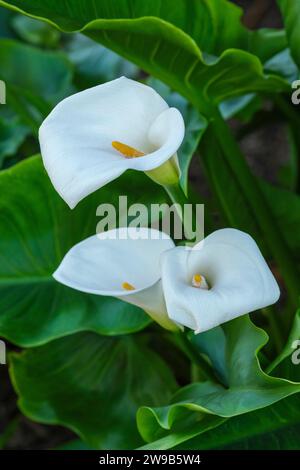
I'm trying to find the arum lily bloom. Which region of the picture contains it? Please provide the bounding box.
[53,227,178,331]
[161,228,280,333]
[39,77,185,209]
[53,227,279,334]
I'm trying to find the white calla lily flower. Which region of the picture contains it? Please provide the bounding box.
[53,227,178,331]
[39,77,185,208]
[161,228,280,333]
[53,227,279,334]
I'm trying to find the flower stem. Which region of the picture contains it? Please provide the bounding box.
[164,182,198,242]
[210,107,300,315]
[175,331,218,383]
[262,306,284,355]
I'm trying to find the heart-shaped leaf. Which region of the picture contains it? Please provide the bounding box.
[0,156,170,346]
[66,34,139,88]
[10,332,178,449]
[172,310,300,450]
[0,38,73,133]
[137,316,300,448]
[0,0,290,116]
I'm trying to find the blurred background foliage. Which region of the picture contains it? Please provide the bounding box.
[0,0,300,450]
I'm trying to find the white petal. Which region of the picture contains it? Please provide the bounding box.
[39,77,184,208]
[53,227,177,330]
[126,107,184,171]
[161,229,280,333]
[119,280,178,331]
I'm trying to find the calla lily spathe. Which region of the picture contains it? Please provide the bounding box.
[53,227,178,331]
[39,77,185,209]
[53,227,280,333]
[161,228,280,333]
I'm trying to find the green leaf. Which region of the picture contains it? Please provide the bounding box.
[0,0,289,115]
[0,38,73,132]
[0,417,19,449]
[201,130,300,260]
[0,5,15,38]
[268,309,300,376]
[10,332,178,449]
[261,181,300,261]
[277,0,300,69]
[147,78,207,192]
[137,316,300,448]
[277,125,298,191]
[12,14,61,48]
[56,439,93,450]
[0,115,29,167]
[0,155,170,347]
[0,0,287,60]
[173,394,300,450]
[200,128,263,245]
[0,39,72,104]
[66,34,139,88]
[264,48,299,84]
[173,310,300,450]
[219,93,259,121]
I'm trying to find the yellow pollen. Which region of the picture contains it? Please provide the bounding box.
[122,281,136,291]
[192,273,209,290]
[112,141,145,158]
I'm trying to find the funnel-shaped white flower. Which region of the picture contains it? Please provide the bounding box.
[53,227,279,334]
[39,77,185,208]
[161,228,280,333]
[53,227,178,331]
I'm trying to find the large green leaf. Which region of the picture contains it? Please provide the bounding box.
[0,5,14,38]
[0,39,72,105]
[10,332,178,449]
[0,156,171,347]
[200,128,263,245]
[201,131,300,260]
[277,0,300,69]
[0,0,286,58]
[137,316,300,448]
[0,38,73,132]
[173,310,300,450]
[12,14,61,48]
[173,394,300,450]
[66,34,139,88]
[0,0,289,116]
[264,48,299,84]
[268,309,300,376]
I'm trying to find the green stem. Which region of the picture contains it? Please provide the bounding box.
[164,182,199,242]
[175,331,218,383]
[210,107,300,313]
[262,306,284,355]
[164,183,215,380]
